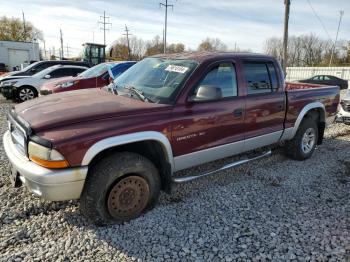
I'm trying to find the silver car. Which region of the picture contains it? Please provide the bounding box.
[0,65,88,102]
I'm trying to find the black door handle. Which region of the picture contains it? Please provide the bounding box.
[233,108,243,117]
[277,104,283,110]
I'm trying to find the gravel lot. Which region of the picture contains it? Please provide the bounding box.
[0,96,349,261]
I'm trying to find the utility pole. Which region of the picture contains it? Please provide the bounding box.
[282,0,290,76]
[43,40,47,60]
[98,11,112,47]
[123,24,132,60]
[60,29,64,59]
[66,44,69,58]
[160,0,174,53]
[22,11,26,40]
[329,10,344,67]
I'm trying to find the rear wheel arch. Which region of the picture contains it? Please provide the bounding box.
[288,102,326,143]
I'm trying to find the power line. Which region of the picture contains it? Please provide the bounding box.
[160,0,174,54]
[98,11,112,47]
[329,10,344,66]
[306,0,332,40]
[123,24,132,60]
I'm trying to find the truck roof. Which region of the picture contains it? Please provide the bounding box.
[152,51,272,63]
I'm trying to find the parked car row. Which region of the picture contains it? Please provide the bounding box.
[0,61,136,102]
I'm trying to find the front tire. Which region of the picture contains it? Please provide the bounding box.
[285,117,318,160]
[80,152,161,225]
[17,86,37,102]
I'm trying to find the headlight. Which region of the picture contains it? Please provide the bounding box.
[28,141,69,168]
[56,81,78,88]
[1,81,17,87]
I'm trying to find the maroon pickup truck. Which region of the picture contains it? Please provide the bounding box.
[3,52,339,225]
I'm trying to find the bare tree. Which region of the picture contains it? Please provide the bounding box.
[264,33,347,67]
[109,36,146,60]
[197,37,227,52]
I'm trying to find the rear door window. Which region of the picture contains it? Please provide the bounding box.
[243,62,272,95]
[50,68,74,78]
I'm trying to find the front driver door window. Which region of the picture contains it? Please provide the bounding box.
[192,63,238,99]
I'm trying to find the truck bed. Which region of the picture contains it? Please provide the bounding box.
[285,82,340,129]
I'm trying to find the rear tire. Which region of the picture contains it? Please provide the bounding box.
[285,117,318,160]
[17,86,37,102]
[80,152,161,225]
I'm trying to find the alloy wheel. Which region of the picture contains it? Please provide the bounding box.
[301,127,316,154]
[19,88,35,101]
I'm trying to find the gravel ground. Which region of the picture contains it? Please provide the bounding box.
[0,96,349,261]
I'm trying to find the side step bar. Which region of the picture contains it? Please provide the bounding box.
[172,150,271,184]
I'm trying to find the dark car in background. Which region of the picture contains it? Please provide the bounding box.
[0,60,90,85]
[299,75,348,89]
[40,61,136,95]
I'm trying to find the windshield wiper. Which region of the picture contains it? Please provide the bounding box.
[123,86,155,103]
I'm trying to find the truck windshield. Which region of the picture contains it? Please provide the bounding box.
[79,63,114,78]
[115,57,198,104]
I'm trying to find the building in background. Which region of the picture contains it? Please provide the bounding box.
[0,40,40,72]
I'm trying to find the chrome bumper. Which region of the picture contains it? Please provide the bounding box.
[3,131,88,201]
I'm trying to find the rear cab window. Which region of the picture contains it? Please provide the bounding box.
[243,61,279,95]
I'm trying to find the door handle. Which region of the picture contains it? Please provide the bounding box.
[233,108,243,118]
[277,105,283,110]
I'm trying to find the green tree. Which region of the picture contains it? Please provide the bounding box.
[0,16,43,42]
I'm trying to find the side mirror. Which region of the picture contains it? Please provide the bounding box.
[189,85,222,102]
[44,74,51,79]
[108,77,114,84]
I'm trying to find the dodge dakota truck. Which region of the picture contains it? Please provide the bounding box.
[3,52,339,225]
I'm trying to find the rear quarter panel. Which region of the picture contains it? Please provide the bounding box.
[285,85,340,128]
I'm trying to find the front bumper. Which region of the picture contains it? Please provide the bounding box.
[3,131,88,201]
[336,106,350,124]
[1,85,15,98]
[40,89,53,96]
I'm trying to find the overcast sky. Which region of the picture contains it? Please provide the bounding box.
[1,0,349,57]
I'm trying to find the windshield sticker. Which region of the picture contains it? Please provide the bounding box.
[165,65,189,74]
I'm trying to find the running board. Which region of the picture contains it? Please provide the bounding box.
[172,150,271,184]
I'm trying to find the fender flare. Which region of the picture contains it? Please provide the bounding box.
[282,102,326,140]
[81,131,174,173]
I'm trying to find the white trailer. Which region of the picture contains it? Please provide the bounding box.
[0,40,40,71]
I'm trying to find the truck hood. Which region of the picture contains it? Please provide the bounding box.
[14,88,169,131]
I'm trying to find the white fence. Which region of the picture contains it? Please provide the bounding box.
[286,67,350,83]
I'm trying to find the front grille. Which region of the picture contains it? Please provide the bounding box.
[8,115,27,155]
[341,101,350,112]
